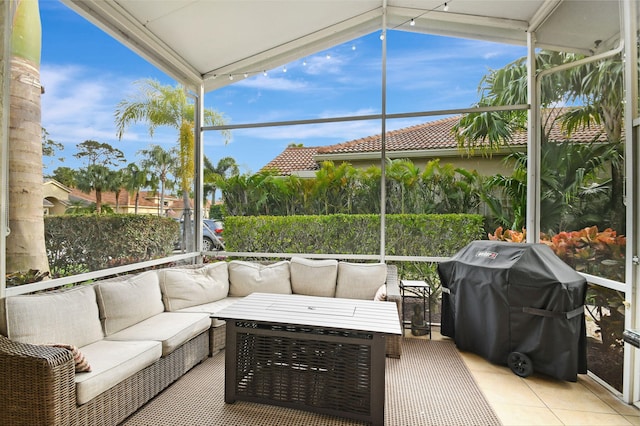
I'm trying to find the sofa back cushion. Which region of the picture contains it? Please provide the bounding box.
[290,257,338,297]
[335,262,388,300]
[95,271,164,336]
[228,260,291,297]
[159,262,229,311]
[0,285,103,347]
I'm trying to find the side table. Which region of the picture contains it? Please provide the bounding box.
[399,280,431,338]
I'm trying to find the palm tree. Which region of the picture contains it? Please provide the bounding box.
[203,155,239,207]
[123,162,155,214]
[138,145,176,216]
[386,159,420,214]
[115,79,228,250]
[6,0,49,275]
[453,50,625,233]
[76,165,114,214]
[110,168,125,213]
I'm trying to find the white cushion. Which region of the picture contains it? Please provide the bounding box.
[290,257,338,297]
[94,271,164,336]
[177,297,243,326]
[105,312,210,356]
[2,285,103,347]
[159,262,229,311]
[335,262,388,300]
[75,339,162,405]
[228,261,292,296]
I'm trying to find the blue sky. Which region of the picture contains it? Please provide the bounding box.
[39,0,528,177]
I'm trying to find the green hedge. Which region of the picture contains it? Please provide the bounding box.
[224,213,484,257]
[45,214,179,277]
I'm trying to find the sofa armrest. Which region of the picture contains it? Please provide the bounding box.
[384,265,403,358]
[0,336,77,426]
[384,265,401,322]
[385,264,400,300]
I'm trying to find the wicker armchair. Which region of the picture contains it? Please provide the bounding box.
[0,331,208,426]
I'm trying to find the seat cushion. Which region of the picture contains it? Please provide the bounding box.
[75,339,162,405]
[290,257,338,297]
[177,296,244,326]
[1,285,103,348]
[335,262,388,300]
[95,271,165,336]
[228,260,291,296]
[159,262,229,311]
[104,312,210,356]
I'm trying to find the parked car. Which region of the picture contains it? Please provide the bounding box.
[202,219,224,251]
[174,219,224,251]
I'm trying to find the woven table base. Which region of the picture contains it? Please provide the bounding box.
[122,338,501,426]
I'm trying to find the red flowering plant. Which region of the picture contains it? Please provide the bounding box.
[489,226,625,281]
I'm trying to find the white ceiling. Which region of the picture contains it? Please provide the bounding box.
[62,0,624,93]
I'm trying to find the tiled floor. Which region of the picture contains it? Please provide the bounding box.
[423,328,640,426]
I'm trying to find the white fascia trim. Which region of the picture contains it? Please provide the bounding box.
[388,6,528,32]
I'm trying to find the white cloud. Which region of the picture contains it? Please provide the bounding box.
[40,64,177,171]
[235,74,309,91]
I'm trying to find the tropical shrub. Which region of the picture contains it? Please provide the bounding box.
[44,214,179,278]
[219,159,483,217]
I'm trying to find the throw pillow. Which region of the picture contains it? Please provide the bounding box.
[159,262,229,311]
[335,262,387,300]
[228,260,291,296]
[374,284,387,301]
[49,343,91,373]
[290,257,338,297]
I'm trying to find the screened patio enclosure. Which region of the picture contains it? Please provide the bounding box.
[1,0,639,408]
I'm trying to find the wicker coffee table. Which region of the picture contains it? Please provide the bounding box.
[213,292,402,426]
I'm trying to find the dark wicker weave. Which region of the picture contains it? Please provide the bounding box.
[0,331,209,426]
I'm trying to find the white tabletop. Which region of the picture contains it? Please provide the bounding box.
[400,280,429,288]
[214,292,402,335]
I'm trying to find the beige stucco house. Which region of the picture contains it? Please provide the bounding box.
[262,114,609,177]
[42,180,209,218]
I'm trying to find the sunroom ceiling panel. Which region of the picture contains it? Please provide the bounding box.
[533,0,623,53]
[61,0,625,93]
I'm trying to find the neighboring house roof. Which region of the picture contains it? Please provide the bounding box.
[317,116,468,155]
[262,111,611,176]
[261,146,321,176]
[69,188,209,210]
[69,188,153,207]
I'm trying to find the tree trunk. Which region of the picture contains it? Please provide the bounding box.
[7,55,49,274]
[182,190,192,250]
[95,190,102,214]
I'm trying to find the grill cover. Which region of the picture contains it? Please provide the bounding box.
[438,240,587,381]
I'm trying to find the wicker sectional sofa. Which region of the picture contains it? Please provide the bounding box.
[0,258,401,426]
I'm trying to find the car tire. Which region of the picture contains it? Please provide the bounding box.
[202,237,213,252]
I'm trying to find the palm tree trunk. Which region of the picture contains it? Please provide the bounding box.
[7,54,49,274]
[95,190,102,214]
[182,190,192,250]
[159,178,165,216]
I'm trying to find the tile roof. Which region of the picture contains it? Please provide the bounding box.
[261,110,611,175]
[317,116,466,154]
[68,188,206,209]
[261,146,320,176]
